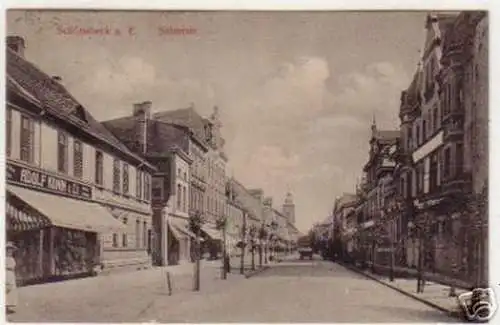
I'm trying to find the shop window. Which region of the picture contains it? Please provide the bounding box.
[73,140,83,178]
[136,170,143,199]
[57,132,69,173]
[112,234,118,248]
[20,115,35,163]
[143,221,147,248]
[113,158,121,193]
[6,108,12,157]
[122,163,129,195]
[95,151,104,186]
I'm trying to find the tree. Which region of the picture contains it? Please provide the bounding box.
[189,210,205,291]
[248,224,258,270]
[258,223,268,268]
[215,214,228,280]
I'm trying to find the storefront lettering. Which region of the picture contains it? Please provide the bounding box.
[8,163,92,200]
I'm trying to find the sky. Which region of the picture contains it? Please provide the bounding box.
[7,10,428,233]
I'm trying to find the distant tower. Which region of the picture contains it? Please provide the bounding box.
[282,192,295,224]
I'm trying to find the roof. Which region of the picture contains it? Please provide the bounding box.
[335,193,358,211]
[6,48,154,170]
[154,107,208,147]
[374,130,400,141]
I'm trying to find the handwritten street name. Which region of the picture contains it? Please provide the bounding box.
[56,25,198,37]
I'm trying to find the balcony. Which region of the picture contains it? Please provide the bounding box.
[441,172,472,198]
[443,120,464,142]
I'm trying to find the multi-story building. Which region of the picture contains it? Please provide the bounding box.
[103,102,208,266]
[154,106,226,258]
[332,193,358,260]
[437,11,488,284]
[6,36,156,284]
[359,120,400,265]
[397,12,487,285]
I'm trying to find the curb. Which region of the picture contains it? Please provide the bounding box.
[244,266,271,279]
[338,262,464,320]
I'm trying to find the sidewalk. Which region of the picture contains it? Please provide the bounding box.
[339,262,467,319]
[8,259,240,323]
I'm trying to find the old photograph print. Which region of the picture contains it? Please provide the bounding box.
[5,9,489,323]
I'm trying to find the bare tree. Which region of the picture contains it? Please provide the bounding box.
[189,210,205,291]
[215,214,228,280]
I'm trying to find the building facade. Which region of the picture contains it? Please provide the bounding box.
[6,36,156,285]
[102,102,205,266]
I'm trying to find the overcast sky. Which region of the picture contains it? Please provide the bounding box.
[7,10,428,233]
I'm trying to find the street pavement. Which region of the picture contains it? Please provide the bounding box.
[8,254,458,323]
[141,255,457,323]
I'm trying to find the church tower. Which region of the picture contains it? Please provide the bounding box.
[282,192,295,224]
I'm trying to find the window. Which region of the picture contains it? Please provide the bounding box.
[143,221,148,248]
[123,163,129,195]
[422,119,427,142]
[416,124,421,147]
[406,128,412,151]
[136,170,143,199]
[122,234,128,247]
[456,143,464,176]
[144,174,151,201]
[136,219,141,248]
[444,147,451,179]
[112,234,119,248]
[177,184,182,210]
[183,186,187,212]
[429,152,438,192]
[57,132,68,173]
[95,151,104,185]
[73,140,83,178]
[20,116,35,163]
[183,172,187,181]
[113,159,121,193]
[6,108,12,157]
[433,106,439,131]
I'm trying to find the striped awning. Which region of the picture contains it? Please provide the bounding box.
[168,217,197,239]
[6,198,51,232]
[7,185,125,233]
[201,225,223,241]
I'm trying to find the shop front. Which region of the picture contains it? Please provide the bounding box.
[168,216,196,265]
[6,164,125,285]
[200,224,223,260]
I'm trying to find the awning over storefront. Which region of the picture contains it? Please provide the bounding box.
[201,225,223,241]
[168,217,197,239]
[7,185,125,233]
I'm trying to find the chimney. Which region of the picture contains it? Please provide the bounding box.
[7,36,26,57]
[263,197,273,207]
[133,101,152,154]
[248,189,264,203]
[133,101,152,119]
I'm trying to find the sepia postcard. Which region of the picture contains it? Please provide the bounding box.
[3,7,493,323]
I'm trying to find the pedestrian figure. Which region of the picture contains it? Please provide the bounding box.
[5,241,18,315]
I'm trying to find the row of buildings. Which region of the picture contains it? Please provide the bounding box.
[316,11,488,287]
[5,35,300,286]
